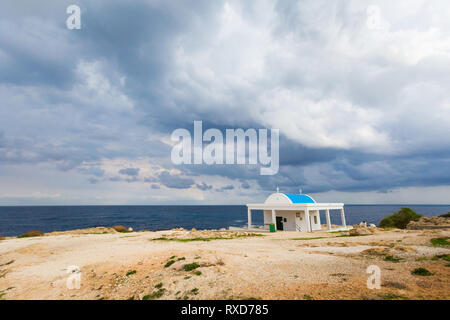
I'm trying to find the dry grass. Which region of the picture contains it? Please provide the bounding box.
[17,230,43,238]
[361,247,390,256]
[382,281,409,290]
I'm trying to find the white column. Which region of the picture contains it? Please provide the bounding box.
[272,209,276,230]
[304,209,311,232]
[247,208,252,229]
[325,209,331,230]
[340,208,346,228]
[295,214,301,232]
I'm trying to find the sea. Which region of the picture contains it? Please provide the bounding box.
[0,205,449,237]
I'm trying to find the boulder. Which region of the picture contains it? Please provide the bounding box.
[406,215,450,230]
[349,225,377,236]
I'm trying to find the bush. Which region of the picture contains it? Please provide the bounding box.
[439,212,450,218]
[411,268,432,276]
[143,288,165,300]
[379,208,422,229]
[17,230,43,238]
[433,254,450,261]
[430,237,450,247]
[380,293,408,300]
[126,270,136,276]
[164,260,175,268]
[183,262,200,271]
[111,225,130,233]
[384,255,402,263]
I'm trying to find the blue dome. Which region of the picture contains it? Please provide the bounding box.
[284,194,315,203]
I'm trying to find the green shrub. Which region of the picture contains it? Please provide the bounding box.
[17,230,43,238]
[431,237,450,247]
[416,257,428,261]
[155,283,163,289]
[143,288,165,300]
[379,208,422,229]
[183,262,200,271]
[380,293,408,300]
[126,270,136,276]
[384,255,402,263]
[433,254,450,261]
[411,268,432,276]
[164,260,175,268]
[190,288,199,295]
[439,212,450,218]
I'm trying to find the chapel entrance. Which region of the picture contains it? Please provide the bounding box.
[276,216,284,230]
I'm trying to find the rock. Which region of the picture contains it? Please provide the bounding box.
[362,247,390,256]
[349,225,376,236]
[393,244,416,252]
[406,215,450,230]
[369,224,377,228]
[128,227,133,232]
[359,221,367,228]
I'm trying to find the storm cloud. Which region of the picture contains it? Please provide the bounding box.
[0,0,449,204]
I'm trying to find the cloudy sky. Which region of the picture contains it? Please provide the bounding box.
[0,0,449,205]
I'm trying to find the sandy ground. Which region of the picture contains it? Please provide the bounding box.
[0,227,449,300]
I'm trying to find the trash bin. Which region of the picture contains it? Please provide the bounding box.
[269,224,276,232]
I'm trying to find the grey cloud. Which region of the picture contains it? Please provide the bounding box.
[216,185,234,192]
[119,168,140,177]
[0,1,449,204]
[157,171,195,189]
[88,177,99,184]
[196,182,213,191]
[241,181,250,189]
[78,166,105,177]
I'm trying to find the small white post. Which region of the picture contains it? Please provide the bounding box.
[305,209,311,232]
[247,208,252,229]
[325,209,331,230]
[340,208,346,228]
[272,209,276,230]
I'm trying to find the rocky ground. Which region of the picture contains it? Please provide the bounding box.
[407,214,450,230]
[0,224,449,300]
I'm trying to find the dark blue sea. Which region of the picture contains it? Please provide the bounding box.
[0,205,449,237]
